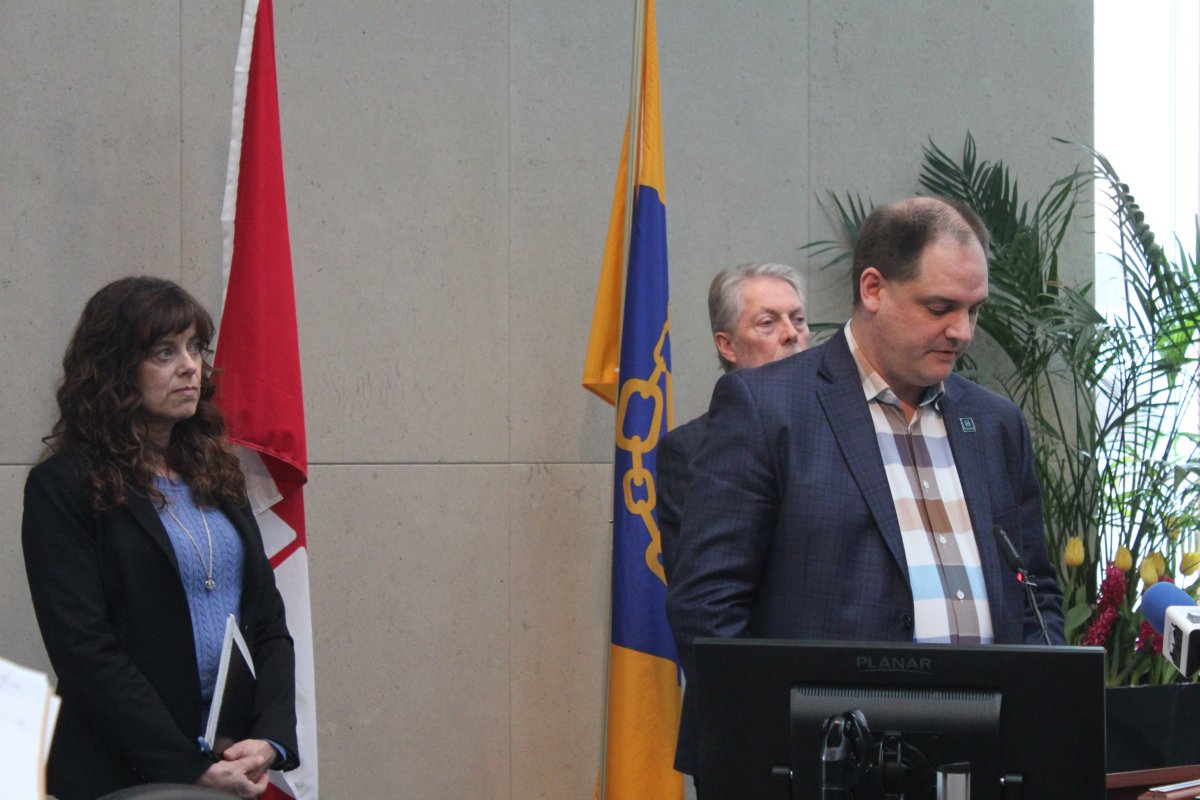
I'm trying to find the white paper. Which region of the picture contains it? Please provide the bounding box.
[0,656,57,800]
[204,614,257,749]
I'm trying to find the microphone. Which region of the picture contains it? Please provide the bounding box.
[992,525,1026,575]
[991,526,1052,645]
[1142,581,1200,677]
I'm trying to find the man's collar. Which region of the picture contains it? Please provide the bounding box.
[843,321,945,410]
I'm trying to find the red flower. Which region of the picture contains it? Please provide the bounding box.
[1081,606,1119,647]
[1098,564,1128,609]
[1136,619,1163,654]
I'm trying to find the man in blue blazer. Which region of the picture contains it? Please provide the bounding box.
[658,262,809,583]
[665,196,1065,778]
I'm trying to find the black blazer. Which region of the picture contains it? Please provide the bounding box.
[22,452,299,800]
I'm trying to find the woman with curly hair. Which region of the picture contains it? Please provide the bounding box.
[22,276,299,799]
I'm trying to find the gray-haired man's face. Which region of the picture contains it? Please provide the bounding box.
[716,276,808,369]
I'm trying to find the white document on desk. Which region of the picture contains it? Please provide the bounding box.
[0,656,57,800]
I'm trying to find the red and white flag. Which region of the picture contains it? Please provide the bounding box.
[214,2,317,798]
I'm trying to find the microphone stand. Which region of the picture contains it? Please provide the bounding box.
[992,526,1052,646]
[1018,571,1051,647]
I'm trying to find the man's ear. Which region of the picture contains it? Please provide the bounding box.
[859,267,885,313]
[714,331,738,367]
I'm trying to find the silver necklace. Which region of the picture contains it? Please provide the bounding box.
[164,503,216,591]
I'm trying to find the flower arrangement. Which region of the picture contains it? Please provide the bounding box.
[1064,517,1199,685]
[1027,142,1200,685]
[808,134,1200,685]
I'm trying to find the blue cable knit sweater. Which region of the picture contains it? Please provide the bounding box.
[153,475,245,703]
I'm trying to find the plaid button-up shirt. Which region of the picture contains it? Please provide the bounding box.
[845,323,994,643]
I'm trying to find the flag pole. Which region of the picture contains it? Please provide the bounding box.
[598,4,648,797]
[619,0,647,298]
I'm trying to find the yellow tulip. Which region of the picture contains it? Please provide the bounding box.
[1114,546,1133,572]
[1182,552,1200,576]
[1151,551,1166,575]
[1140,558,1160,585]
[1064,536,1085,568]
[1165,514,1182,541]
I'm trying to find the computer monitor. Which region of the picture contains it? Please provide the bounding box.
[693,638,1106,799]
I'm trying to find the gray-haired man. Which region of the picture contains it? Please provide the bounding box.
[657,262,808,582]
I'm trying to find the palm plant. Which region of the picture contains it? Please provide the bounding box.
[808,134,1200,684]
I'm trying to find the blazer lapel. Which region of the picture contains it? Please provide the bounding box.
[125,493,182,576]
[816,332,909,578]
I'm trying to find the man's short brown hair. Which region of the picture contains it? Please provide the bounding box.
[851,196,990,305]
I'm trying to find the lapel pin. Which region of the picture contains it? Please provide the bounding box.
[959,417,977,433]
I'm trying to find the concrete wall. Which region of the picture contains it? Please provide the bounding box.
[0,1,1091,796]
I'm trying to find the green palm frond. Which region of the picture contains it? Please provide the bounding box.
[802,192,873,270]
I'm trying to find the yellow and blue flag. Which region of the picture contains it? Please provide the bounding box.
[583,0,682,796]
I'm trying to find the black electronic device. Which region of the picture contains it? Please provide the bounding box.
[692,638,1105,799]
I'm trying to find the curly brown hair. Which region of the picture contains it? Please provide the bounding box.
[47,276,247,512]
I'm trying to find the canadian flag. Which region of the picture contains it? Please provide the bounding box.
[214,1,317,798]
